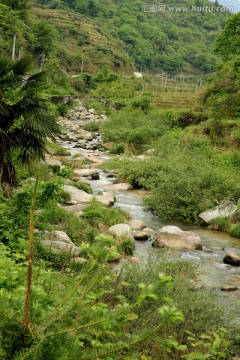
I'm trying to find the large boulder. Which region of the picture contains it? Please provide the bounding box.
[45,156,62,168]
[129,219,146,230]
[42,231,80,255]
[199,202,237,223]
[96,192,115,206]
[64,185,93,203]
[42,240,80,255]
[132,231,149,241]
[220,285,238,292]
[108,224,134,240]
[152,226,202,250]
[62,203,86,215]
[74,168,99,180]
[51,230,73,244]
[223,252,240,267]
[103,183,133,191]
[84,153,103,164]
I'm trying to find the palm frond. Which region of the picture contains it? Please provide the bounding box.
[8,128,46,164]
[13,96,61,138]
[0,57,32,90]
[22,72,48,93]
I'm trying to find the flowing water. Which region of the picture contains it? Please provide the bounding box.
[61,141,240,303]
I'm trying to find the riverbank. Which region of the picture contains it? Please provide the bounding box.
[1,100,240,358]
[50,100,240,297]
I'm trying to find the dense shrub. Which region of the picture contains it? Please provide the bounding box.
[174,111,207,128]
[229,223,240,238]
[82,200,128,227]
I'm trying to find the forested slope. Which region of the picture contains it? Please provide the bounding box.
[0,0,231,80]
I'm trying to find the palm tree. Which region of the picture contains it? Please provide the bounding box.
[0,57,60,189]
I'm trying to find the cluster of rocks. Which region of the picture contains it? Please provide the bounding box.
[63,100,107,122]
[55,100,106,150]
[108,220,154,243]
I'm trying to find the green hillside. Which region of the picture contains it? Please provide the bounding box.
[0,0,231,84]
[33,0,230,74]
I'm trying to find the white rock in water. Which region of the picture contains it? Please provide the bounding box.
[103,183,133,191]
[108,224,133,240]
[199,202,237,223]
[129,219,146,230]
[153,226,202,250]
[64,185,93,203]
[96,192,115,206]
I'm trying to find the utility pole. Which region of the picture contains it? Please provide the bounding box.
[40,52,45,71]
[12,34,16,61]
[175,78,178,92]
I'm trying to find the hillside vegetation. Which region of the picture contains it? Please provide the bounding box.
[0,0,231,83]
[1,2,240,359]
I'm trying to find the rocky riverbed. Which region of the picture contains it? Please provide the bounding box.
[44,100,240,301]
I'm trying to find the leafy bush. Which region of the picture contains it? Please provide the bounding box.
[46,142,71,156]
[174,111,207,128]
[131,95,151,112]
[229,223,240,238]
[110,143,126,154]
[83,120,101,132]
[82,200,128,227]
[116,236,136,256]
[53,166,73,178]
[100,108,173,153]
[103,132,240,222]
[209,217,230,232]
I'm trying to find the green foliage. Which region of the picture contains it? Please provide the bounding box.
[82,199,128,227]
[183,328,230,359]
[0,57,60,187]
[53,166,73,178]
[174,111,208,128]
[215,12,240,59]
[115,252,233,359]
[46,142,71,156]
[131,95,151,112]
[6,0,228,76]
[202,56,240,118]
[103,131,240,222]
[101,108,174,153]
[229,223,240,238]
[82,120,101,132]
[209,217,230,232]
[116,236,135,256]
[94,66,118,84]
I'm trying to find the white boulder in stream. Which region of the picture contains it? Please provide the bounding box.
[74,168,99,180]
[96,192,115,206]
[223,252,240,267]
[129,219,146,230]
[199,202,237,223]
[64,185,93,203]
[153,226,202,250]
[103,183,133,191]
[108,224,134,240]
[132,231,150,241]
